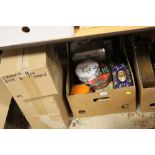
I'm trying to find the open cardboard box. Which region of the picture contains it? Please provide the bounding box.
[66,38,136,118]
[133,41,155,112]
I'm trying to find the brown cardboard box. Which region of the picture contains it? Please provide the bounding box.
[66,39,136,118]
[0,46,63,100]
[135,42,155,88]
[15,93,69,128]
[0,79,12,128]
[25,114,68,129]
[133,42,155,112]
[0,46,69,128]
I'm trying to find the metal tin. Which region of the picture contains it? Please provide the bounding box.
[75,59,100,83]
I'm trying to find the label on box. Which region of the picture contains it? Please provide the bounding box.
[100,91,108,96]
[125,91,131,95]
[1,68,58,100]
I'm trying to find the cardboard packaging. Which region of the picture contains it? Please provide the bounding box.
[133,42,155,112]
[0,46,62,100]
[0,46,69,128]
[135,42,155,88]
[66,39,136,118]
[16,94,69,128]
[26,114,68,129]
[0,79,12,128]
[0,26,74,48]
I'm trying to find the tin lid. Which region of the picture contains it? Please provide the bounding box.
[75,59,99,78]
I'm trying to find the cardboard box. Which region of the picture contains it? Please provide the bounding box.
[0,46,69,128]
[133,42,155,112]
[0,79,12,128]
[0,46,63,100]
[0,26,74,48]
[25,114,68,129]
[15,93,69,128]
[66,39,136,118]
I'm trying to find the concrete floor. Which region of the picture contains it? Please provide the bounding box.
[5,100,155,129]
[69,106,155,129]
